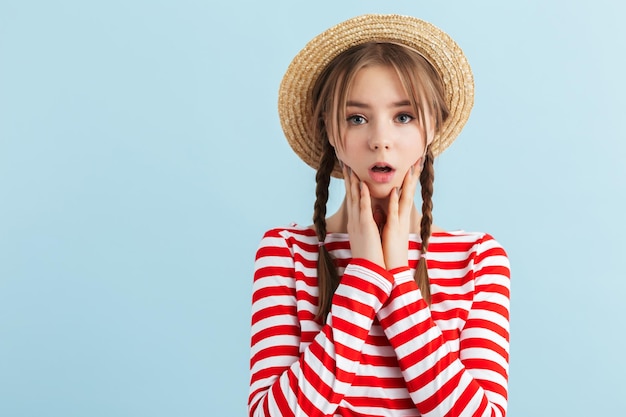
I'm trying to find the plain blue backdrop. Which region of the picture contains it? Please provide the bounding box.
[1,1,625,416]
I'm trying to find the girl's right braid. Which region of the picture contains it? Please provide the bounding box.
[313,140,340,322]
[415,148,434,305]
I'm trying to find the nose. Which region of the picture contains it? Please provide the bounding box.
[368,121,392,150]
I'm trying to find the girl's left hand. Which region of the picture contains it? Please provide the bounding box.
[381,160,421,270]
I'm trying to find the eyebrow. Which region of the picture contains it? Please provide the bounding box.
[346,100,412,108]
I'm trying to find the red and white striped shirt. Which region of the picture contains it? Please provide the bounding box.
[249,226,510,417]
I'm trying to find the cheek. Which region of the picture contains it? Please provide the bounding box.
[335,135,358,160]
[405,129,428,153]
[335,148,354,167]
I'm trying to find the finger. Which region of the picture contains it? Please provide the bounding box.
[359,181,374,223]
[386,186,400,223]
[345,166,360,214]
[349,168,362,220]
[348,167,361,207]
[343,164,352,206]
[398,160,421,212]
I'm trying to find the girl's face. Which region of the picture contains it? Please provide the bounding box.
[332,65,430,200]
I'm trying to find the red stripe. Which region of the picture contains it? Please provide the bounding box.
[250,324,299,346]
[251,304,295,324]
[465,318,509,341]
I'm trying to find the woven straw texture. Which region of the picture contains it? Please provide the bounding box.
[278,14,474,178]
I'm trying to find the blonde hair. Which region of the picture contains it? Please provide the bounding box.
[310,42,449,322]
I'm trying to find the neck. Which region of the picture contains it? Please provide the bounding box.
[325,197,422,234]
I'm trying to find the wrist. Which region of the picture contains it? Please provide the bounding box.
[383,249,408,270]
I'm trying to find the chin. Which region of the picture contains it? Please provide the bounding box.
[367,184,398,200]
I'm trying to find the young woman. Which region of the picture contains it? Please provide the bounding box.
[249,14,510,417]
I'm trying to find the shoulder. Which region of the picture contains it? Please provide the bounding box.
[256,225,319,255]
[252,225,321,288]
[429,230,509,269]
[431,230,505,250]
[428,231,511,305]
[259,224,317,244]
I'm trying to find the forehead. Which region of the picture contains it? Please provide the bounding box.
[347,65,409,102]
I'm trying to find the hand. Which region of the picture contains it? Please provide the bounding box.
[343,165,385,268]
[381,160,421,270]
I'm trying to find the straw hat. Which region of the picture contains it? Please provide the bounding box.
[278,14,474,178]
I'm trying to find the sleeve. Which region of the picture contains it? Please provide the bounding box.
[376,234,511,417]
[248,229,395,417]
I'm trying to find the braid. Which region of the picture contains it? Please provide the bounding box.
[313,140,340,322]
[415,148,434,304]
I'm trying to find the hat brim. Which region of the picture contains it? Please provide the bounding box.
[278,14,474,178]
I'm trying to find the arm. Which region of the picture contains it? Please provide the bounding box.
[248,229,394,417]
[377,235,510,417]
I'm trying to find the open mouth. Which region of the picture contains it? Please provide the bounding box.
[368,163,395,183]
[371,164,393,173]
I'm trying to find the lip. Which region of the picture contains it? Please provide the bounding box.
[368,162,396,184]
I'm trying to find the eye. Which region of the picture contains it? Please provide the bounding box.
[396,113,414,124]
[347,114,367,125]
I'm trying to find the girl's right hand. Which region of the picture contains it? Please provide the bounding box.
[343,165,385,268]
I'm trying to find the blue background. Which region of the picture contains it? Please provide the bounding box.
[1,1,625,416]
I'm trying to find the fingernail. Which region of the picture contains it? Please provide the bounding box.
[359,181,363,190]
[348,167,352,176]
[396,187,400,196]
[411,165,415,176]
